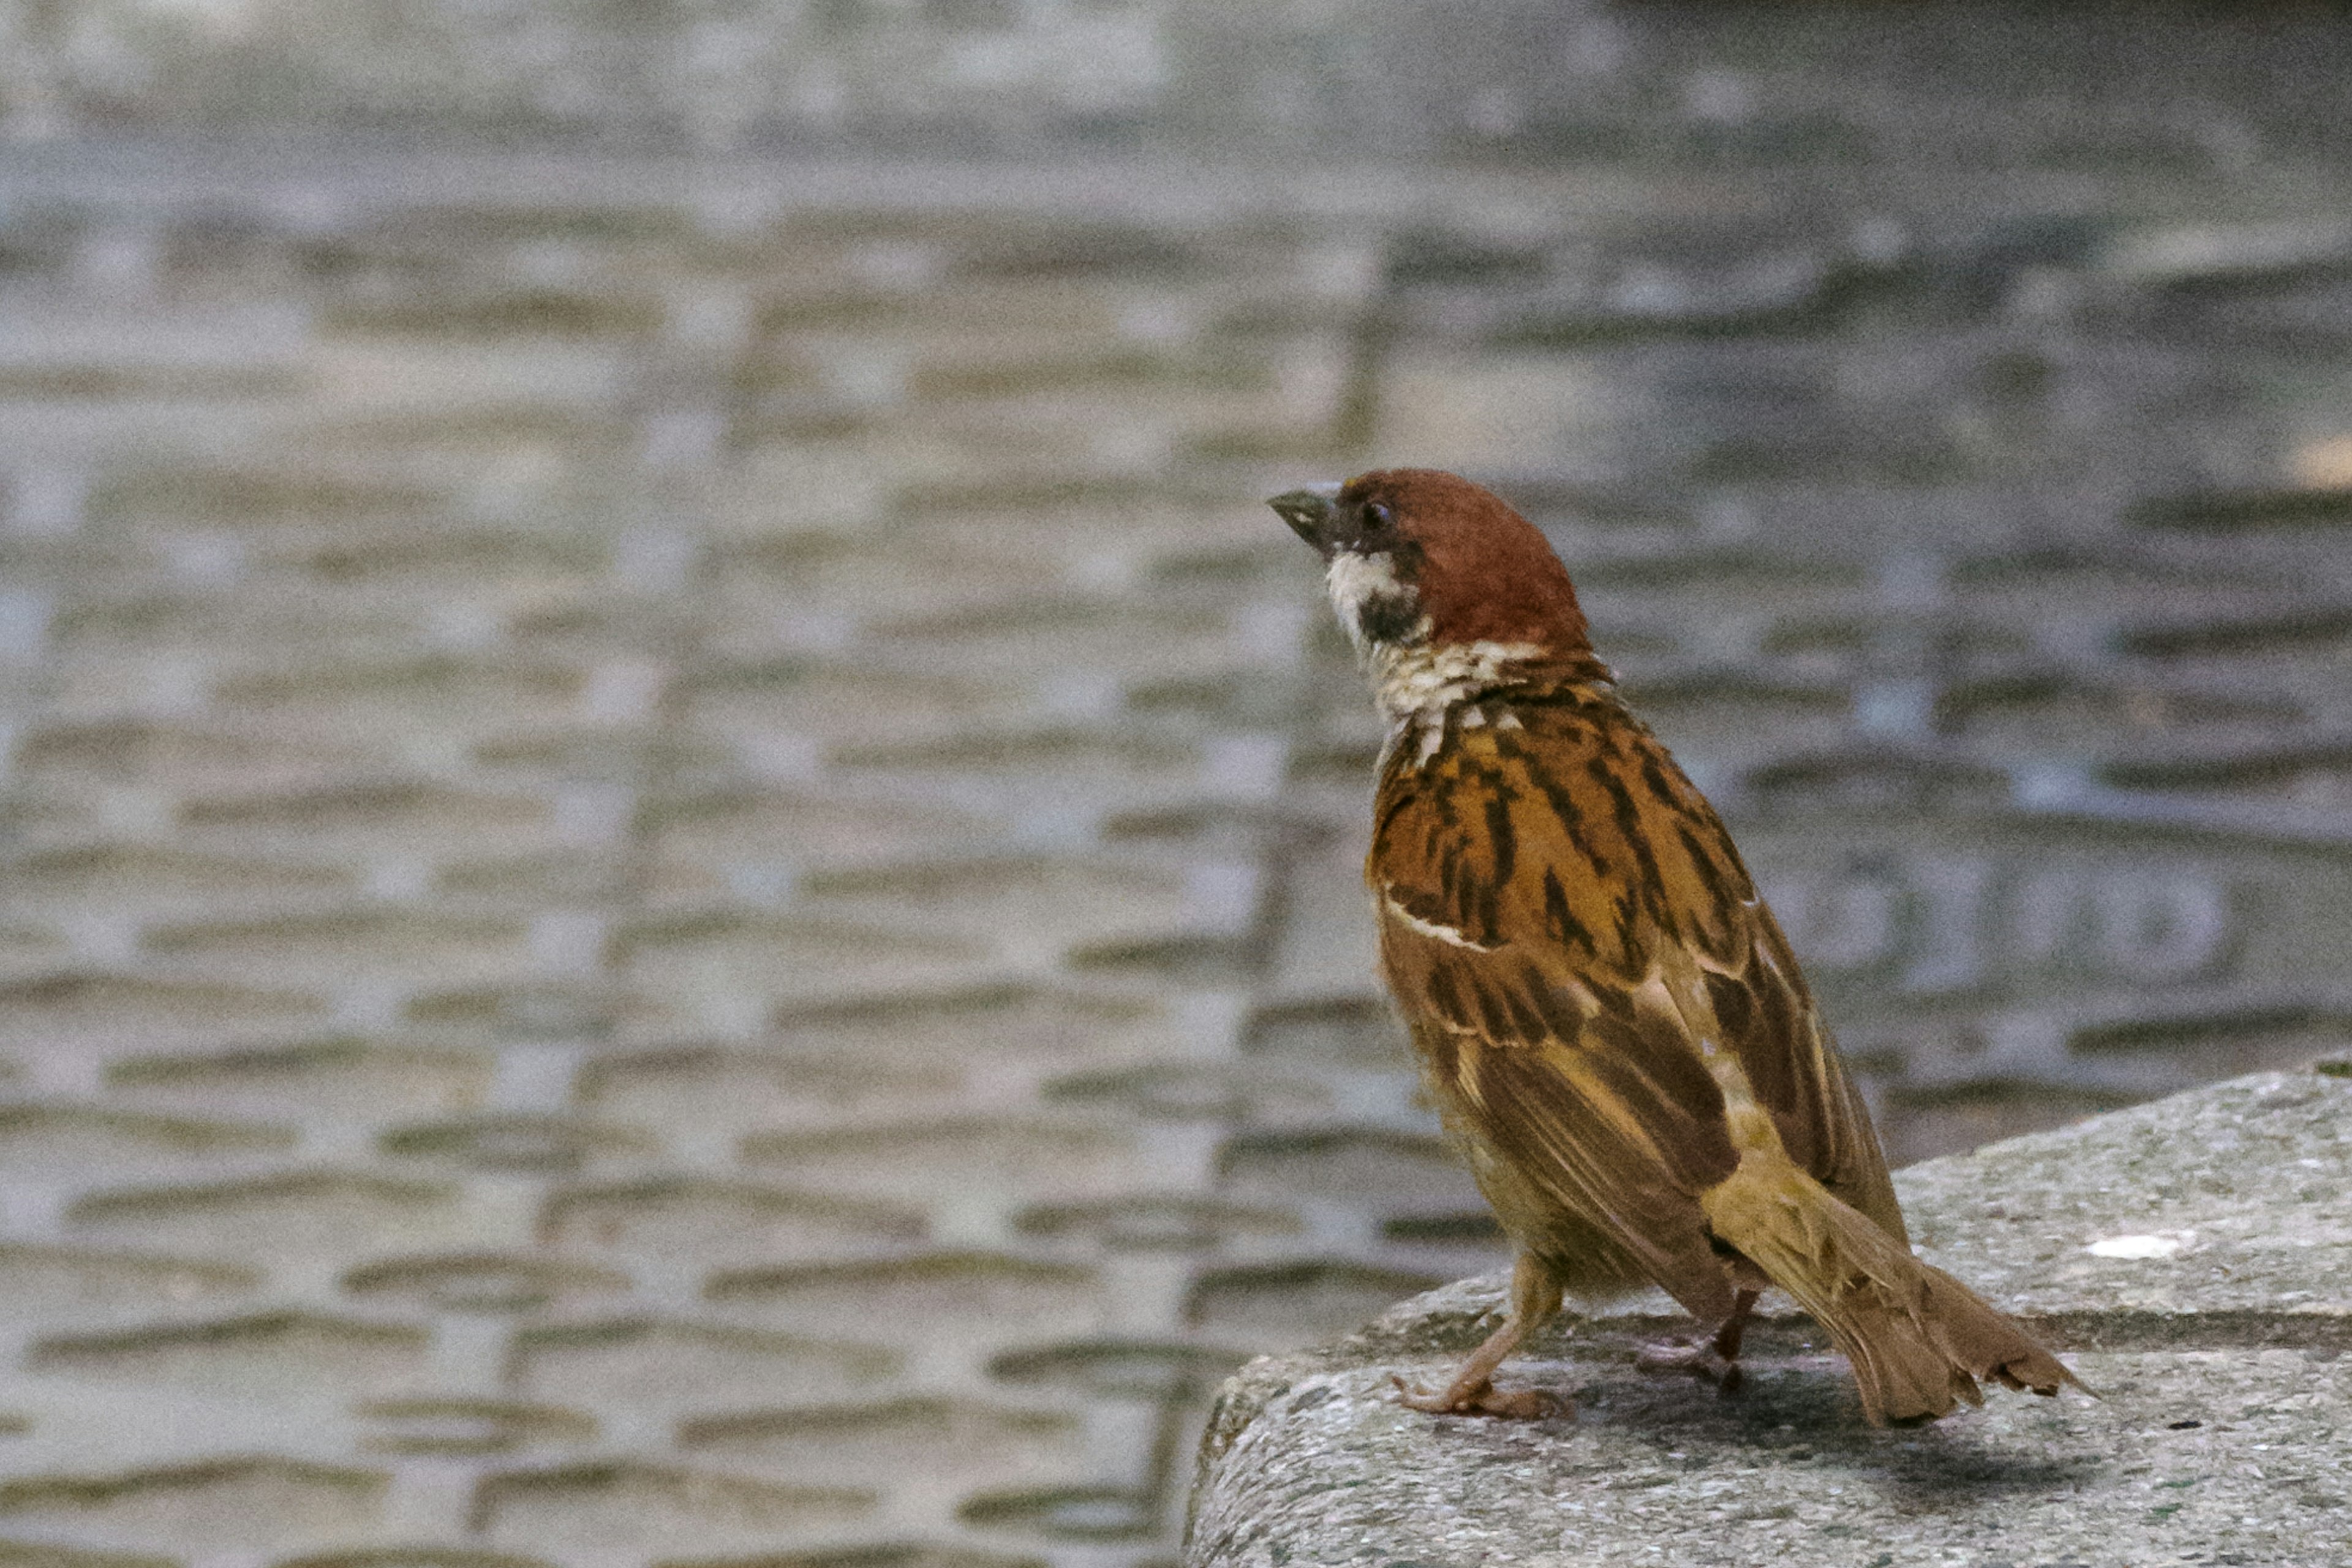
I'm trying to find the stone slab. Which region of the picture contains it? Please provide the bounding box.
[1186,1066,2352,1567]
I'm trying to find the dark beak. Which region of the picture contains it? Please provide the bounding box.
[1268,484,1343,555]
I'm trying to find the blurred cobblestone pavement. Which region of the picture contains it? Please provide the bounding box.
[7,4,2352,1566]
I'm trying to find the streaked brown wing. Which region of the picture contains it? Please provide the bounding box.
[1714,905,1904,1239]
[1371,694,1902,1305]
[1382,923,1742,1320]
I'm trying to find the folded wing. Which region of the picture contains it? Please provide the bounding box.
[1371,694,1905,1311]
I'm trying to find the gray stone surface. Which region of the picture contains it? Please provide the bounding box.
[1186,1065,2352,1568]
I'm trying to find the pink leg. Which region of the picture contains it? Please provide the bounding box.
[1393,1254,1570,1419]
[1637,1288,1760,1395]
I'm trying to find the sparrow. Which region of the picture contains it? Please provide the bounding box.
[1270,468,2081,1425]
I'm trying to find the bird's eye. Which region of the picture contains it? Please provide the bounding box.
[1363,501,1394,531]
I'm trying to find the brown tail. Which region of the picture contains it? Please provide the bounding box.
[1700,1156,2084,1425]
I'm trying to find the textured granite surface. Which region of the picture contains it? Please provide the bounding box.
[1187,1065,2352,1567]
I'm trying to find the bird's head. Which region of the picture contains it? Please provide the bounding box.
[1268,468,1595,671]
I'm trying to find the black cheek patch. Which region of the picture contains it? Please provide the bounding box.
[1357,590,1423,644]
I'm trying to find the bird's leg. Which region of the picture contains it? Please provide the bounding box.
[1393,1253,1568,1419]
[1637,1287,1760,1395]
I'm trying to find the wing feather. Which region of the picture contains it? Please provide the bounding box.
[1373,692,1904,1307]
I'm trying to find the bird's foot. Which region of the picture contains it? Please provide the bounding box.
[1391,1371,1567,1420]
[1635,1337,1745,1396]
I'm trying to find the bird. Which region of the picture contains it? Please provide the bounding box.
[1267,467,2082,1426]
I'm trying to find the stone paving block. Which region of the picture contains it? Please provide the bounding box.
[0,1457,392,1552]
[506,1318,898,1411]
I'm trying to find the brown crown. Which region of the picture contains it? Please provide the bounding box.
[1340,469,1593,653]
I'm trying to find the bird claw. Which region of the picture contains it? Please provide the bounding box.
[1635,1338,1744,1397]
[1391,1371,1569,1420]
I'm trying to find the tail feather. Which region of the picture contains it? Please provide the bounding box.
[1700,1157,2084,1425]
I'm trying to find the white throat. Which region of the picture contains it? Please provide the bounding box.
[1322,548,1541,742]
[1324,551,1420,651]
[1366,639,1542,726]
